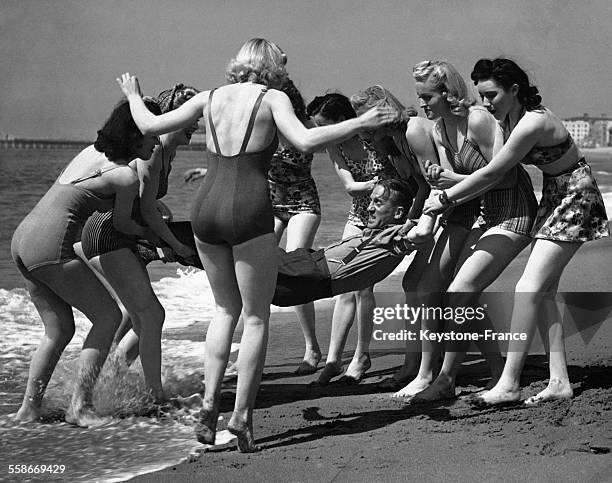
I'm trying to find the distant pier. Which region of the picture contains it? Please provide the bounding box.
[0,139,205,151]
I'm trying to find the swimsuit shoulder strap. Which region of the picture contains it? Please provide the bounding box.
[239,87,269,154]
[70,165,122,185]
[207,89,222,155]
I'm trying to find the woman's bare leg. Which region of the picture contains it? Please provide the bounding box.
[318,292,355,384]
[394,224,470,397]
[319,223,363,384]
[343,286,374,380]
[25,259,122,426]
[524,280,574,404]
[285,213,322,374]
[379,243,434,389]
[478,239,582,406]
[194,239,242,444]
[228,233,278,452]
[88,249,166,401]
[412,227,530,402]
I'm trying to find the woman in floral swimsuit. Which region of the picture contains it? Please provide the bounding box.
[424,58,608,406]
[268,78,324,375]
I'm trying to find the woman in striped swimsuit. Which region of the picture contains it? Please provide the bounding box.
[424,58,608,406]
[79,84,200,403]
[395,60,538,401]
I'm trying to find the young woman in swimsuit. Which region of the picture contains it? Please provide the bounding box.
[308,89,433,385]
[394,60,538,402]
[424,58,608,406]
[307,93,396,384]
[10,99,161,427]
[268,78,323,375]
[78,84,200,403]
[349,85,438,391]
[117,38,398,451]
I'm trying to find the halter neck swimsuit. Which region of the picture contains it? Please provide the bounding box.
[191,87,278,245]
[11,159,117,271]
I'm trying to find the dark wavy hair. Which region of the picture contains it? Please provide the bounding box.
[156,83,200,113]
[306,93,356,121]
[377,178,415,216]
[94,98,161,160]
[471,58,542,110]
[281,78,308,123]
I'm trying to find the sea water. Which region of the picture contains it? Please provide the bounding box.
[0,148,611,481]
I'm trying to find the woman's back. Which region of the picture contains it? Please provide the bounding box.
[206,83,278,156]
[192,84,279,246]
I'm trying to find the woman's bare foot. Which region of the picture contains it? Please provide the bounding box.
[379,360,419,390]
[295,349,322,376]
[13,404,42,423]
[470,385,521,408]
[410,378,455,403]
[65,404,110,428]
[228,414,259,453]
[194,407,218,445]
[171,393,203,410]
[392,375,432,398]
[524,379,573,406]
[340,354,371,383]
[316,362,343,385]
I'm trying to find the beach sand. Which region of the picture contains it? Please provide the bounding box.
[132,236,612,482]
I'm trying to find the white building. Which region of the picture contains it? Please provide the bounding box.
[562,120,590,143]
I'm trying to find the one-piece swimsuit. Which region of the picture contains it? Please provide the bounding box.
[191,87,278,245]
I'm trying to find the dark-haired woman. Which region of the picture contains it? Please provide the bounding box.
[424,58,609,406]
[78,84,200,403]
[10,99,161,426]
[268,78,323,375]
[307,91,428,384]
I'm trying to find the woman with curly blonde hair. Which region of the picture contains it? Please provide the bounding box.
[394,60,538,401]
[117,38,398,451]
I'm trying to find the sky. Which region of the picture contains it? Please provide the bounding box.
[2,0,611,140]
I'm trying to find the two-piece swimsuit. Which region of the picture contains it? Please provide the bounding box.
[191,87,278,245]
[337,138,398,228]
[81,144,171,260]
[519,132,609,241]
[268,146,321,223]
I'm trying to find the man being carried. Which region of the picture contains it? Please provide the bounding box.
[273,178,434,306]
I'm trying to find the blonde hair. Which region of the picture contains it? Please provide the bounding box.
[350,85,417,131]
[412,60,475,116]
[225,38,288,89]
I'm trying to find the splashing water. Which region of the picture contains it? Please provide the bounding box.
[0,268,248,481]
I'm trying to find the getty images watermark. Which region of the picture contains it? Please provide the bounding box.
[372,303,528,343]
[368,291,612,352]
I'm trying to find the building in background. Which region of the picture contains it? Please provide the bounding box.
[563,114,612,148]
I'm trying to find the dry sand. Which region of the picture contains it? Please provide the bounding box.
[133,236,612,483]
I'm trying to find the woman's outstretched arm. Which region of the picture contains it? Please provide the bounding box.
[117,73,207,136]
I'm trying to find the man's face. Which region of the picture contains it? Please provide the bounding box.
[367,185,400,228]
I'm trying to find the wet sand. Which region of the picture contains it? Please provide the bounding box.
[134,236,612,482]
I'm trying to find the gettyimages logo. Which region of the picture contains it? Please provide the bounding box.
[369,292,612,353]
[373,303,487,326]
